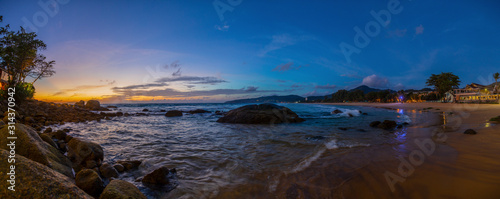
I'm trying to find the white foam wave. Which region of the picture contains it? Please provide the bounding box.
[331,108,362,117]
[288,148,326,174]
[325,139,339,149]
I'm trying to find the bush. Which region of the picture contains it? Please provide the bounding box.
[0,82,35,104]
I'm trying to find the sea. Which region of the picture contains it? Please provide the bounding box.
[50,103,413,198]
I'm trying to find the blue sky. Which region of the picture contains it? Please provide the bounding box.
[1,0,499,103]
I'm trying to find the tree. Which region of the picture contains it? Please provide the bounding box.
[494,72,499,94]
[425,72,460,96]
[0,16,55,85]
[29,55,56,84]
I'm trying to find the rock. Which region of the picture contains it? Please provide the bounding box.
[0,149,93,198]
[188,109,211,114]
[65,135,73,143]
[0,120,4,127]
[107,106,118,109]
[142,166,175,190]
[76,169,105,197]
[403,122,410,125]
[40,133,58,149]
[86,100,101,110]
[362,113,368,115]
[116,112,123,117]
[332,109,343,114]
[75,100,85,108]
[100,163,119,179]
[369,121,381,127]
[100,180,147,199]
[67,137,104,172]
[53,130,67,141]
[160,110,166,112]
[142,109,149,112]
[464,129,477,135]
[216,103,305,124]
[165,110,183,117]
[377,120,398,130]
[113,164,125,173]
[43,127,53,134]
[348,113,354,117]
[0,124,73,178]
[338,127,348,131]
[357,129,367,132]
[117,160,142,171]
[24,116,35,123]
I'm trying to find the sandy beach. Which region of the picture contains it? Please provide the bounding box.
[310,102,500,198]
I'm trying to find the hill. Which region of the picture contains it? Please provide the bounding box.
[225,95,305,103]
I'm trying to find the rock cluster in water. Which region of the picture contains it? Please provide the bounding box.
[0,100,179,198]
[216,103,305,124]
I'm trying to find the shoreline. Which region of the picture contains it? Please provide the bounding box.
[314,102,500,198]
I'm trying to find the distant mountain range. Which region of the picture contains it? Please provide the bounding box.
[224,85,434,103]
[348,85,393,93]
[224,95,305,103]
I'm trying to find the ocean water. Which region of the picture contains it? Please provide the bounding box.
[51,103,412,198]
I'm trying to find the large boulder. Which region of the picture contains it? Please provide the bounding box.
[464,129,477,135]
[100,163,119,179]
[377,120,398,130]
[85,100,101,110]
[116,160,142,171]
[100,180,147,199]
[0,149,93,198]
[142,166,171,185]
[67,137,104,172]
[75,100,85,108]
[188,109,211,114]
[0,124,73,178]
[75,169,105,197]
[216,103,305,124]
[165,110,183,117]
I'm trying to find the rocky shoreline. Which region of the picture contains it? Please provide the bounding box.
[0,100,177,198]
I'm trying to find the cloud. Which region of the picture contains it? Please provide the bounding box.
[272,62,303,72]
[394,83,405,91]
[53,82,116,96]
[259,34,297,56]
[155,76,227,85]
[415,24,424,35]
[112,83,167,91]
[113,87,277,98]
[172,68,182,76]
[362,74,389,88]
[164,60,181,69]
[244,86,259,92]
[215,23,229,31]
[315,83,336,90]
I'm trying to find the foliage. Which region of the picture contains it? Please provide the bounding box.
[494,72,499,94]
[0,16,55,102]
[425,72,460,95]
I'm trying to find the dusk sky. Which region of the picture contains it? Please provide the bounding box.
[2,0,500,103]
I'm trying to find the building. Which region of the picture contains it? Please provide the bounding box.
[0,68,10,89]
[451,83,500,103]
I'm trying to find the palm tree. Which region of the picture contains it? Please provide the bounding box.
[494,72,500,94]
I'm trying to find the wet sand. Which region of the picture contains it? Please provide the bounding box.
[214,102,500,199]
[315,102,500,199]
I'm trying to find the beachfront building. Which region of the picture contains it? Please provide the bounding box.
[449,83,500,103]
[0,68,10,89]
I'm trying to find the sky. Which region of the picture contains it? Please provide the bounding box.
[1,0,500,103]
